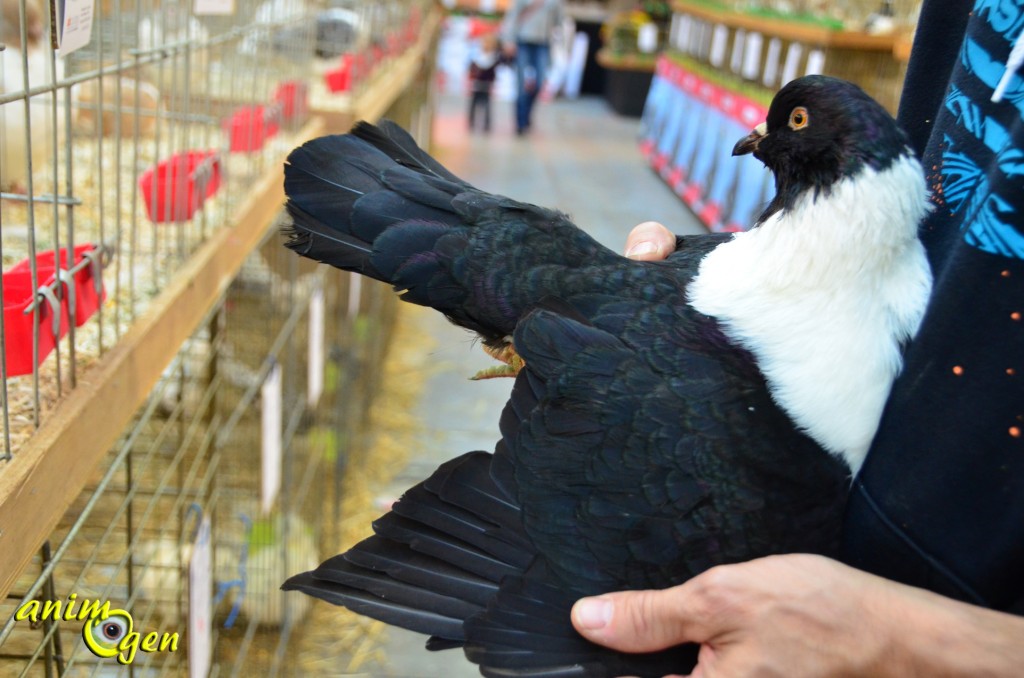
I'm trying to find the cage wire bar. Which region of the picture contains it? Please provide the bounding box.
[0,0,436,674]
[0,0,319,455]
[0,224,401,676]
[0,0,420,459]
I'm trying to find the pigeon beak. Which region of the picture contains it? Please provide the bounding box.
[732,122,767,156]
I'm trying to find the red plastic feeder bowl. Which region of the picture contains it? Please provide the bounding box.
[225,106,279,153]
[139,151,222,223]
[10,244,107,328]
[371,43,385,67]
[2,269,70,377]
[274,80,309,121]
[386,33,401,56]
[324,55,354,93]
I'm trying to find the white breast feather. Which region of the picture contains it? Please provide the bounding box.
[688,155,932,473]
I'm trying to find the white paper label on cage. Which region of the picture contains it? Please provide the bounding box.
[308,288,325,407]
[781,42,803,85]
[689,19,702,56]
[261,362,282,514]
[479,0,497,13]
[189,516,212,678]
[194,0,234,15]
[742,32,763,80]
[678,16,693,52]
[348,273,362,320]
[709,24,728,67]
[729,28,746,74]
[56,0,95,56]
[805,49,826,76]
[763,37,782,86]
[637,23,658,54]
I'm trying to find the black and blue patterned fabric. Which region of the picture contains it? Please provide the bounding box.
[843,0,1024,615]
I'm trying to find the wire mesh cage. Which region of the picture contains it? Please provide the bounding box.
[0,226,400,676]
[0,0,432,457]
[0,0,316,452]
[0,0,436,674]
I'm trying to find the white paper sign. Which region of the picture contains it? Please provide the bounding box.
[699,21,713,58]
[689,20,702,56]
[261,362,282,514]
[781,42,803,86]
[805,49,826,76]
[763,38,782,86]
[189,516,212,678]
[347,273,362,320]
[742,32,763,80]
[637,23,658,54]
[676,16,693,52]
[729,28,746,74]
[56,0,95,56]
[709,24,728,67]
[194,0,234,16]
[307,288,325,407]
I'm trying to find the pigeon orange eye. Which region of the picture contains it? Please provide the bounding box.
[789,107,809,130]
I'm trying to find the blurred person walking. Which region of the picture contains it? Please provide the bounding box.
[500,0,566,136]
[468,33,507,132]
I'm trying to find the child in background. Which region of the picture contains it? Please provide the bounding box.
[468,34,505,132]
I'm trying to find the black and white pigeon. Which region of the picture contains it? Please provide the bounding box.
[280,75,932,677]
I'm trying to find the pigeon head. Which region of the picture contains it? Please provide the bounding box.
[733,75,912,223]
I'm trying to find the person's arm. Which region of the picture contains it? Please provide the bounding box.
[500,0,521,55]
[572,553,1024,678]
[552,0,567,38]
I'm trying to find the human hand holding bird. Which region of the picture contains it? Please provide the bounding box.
[572,552,1024,678]
[280,75,931,676]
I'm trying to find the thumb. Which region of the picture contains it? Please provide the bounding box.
[571,588,697,653]
[624,221,675,261]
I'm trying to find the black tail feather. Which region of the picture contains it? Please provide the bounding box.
[284,138,387,228]
[281,571,467,640]
[392,485,533,568]
[308,555,483,621]
[282,203,377,274]
[350,119,471,185]
[373,512,522,582]
[341,539,499,607]
[283,124,469,291]
[283,120,620,345]
[283,450,699,677]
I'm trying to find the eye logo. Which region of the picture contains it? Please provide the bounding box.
[14,596,179,666]
[82,609,134,659]
[80,607,179,665]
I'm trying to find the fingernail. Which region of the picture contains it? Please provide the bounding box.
[625,241,659,259]
[575,598,613,630]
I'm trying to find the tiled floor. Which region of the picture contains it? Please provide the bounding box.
[360,92,706,677]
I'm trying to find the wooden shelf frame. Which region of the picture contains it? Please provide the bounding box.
[672,0,902,52]
[596,48,658,73]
